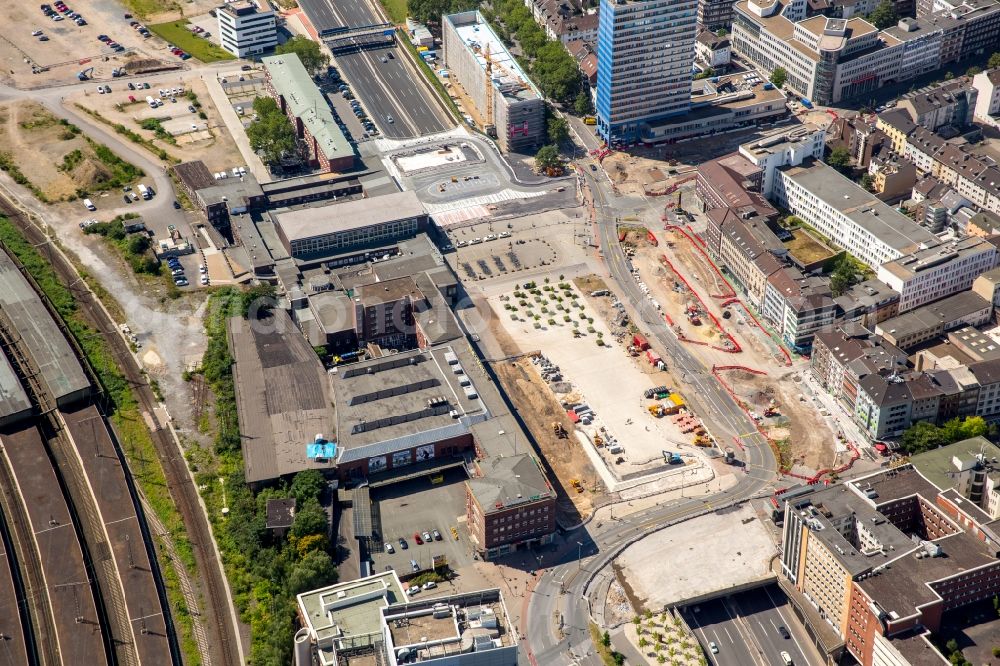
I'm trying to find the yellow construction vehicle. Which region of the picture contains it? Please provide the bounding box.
[594,434,604,446]
[553,422,568,439]
[569,479,584,493]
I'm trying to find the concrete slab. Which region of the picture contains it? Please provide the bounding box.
[616,504,776,609]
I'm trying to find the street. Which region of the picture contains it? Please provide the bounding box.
[298,0,453,138]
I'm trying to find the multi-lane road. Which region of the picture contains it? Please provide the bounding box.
[298,0,454,138]
[524,165,784,666]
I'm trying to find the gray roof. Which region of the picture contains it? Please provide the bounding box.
[467,454,555,512]
[876,291,992,344]
[782,160,938,255]
[0,351,29,423]
[274,191,426,244]
[261,54,353,164]
[879,236,996,282]
[228,309,337,483]
[0,249,89,405]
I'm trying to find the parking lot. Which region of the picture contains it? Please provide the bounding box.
[683,586,817,666]
[369,469,474,578]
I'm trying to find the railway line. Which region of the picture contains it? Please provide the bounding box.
[0,472,32,666]
[0,196,241,666]
[0,216,182,664]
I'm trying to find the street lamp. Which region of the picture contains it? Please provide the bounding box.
[577,541,583,571]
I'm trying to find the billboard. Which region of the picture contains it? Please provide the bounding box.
[392,450,413,467]
[368,456,387,473]
[416,444,435,463]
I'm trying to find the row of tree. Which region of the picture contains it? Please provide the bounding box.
[900,417,990,455]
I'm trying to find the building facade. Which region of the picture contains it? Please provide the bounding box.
[595,0,699,144]
[218,0,277,58]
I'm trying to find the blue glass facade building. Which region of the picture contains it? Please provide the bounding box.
[595,0,698,145]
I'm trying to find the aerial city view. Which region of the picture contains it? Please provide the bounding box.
[6,0,1000,664]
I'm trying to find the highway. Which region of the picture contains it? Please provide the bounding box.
[298,0,454,138]
[524,165,782,666]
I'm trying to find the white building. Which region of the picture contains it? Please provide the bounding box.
[696,30,732,69]
[218,0,277,58]
[973,69,1000,126]
[738,123,825,197]
[877,237,999,313]
[773,160,938,269]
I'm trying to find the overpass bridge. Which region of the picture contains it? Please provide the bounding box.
[320,23,396,54]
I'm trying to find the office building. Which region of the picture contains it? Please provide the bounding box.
[779,465,1000,666]
[874,291,993,351]
[297,571,519,666]
[595,0,699,144]
[261,54,355,173]
[773,160,938,269]
[876,237,999,313]
[442,11,545,152]
[698,0,738,31]
[738,124,825,198]
[973,68,1000,126]
[465,454,558,559]
[217,0,277,58]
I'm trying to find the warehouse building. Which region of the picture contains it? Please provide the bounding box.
[261,54,355,173]
[443,11,545,152]
[0,352,30,429]
[272,190,428,258]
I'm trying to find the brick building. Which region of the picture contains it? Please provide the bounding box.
[466,454,557,559]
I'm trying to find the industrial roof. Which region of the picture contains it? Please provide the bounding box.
[0,249,89,404]
[274,190,426,243]
[0,352,29,424]
[228,309,336,483]
[261,54,353,166]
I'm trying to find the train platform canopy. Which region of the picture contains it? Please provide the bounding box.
[0,249,90,408]
[0,351,30,428]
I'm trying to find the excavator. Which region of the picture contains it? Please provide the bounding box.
[77,66,94,81]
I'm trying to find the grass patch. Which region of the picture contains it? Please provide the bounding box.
[121,0,180,18]
[781,228,837,266]
[590,623,625,666]
[139,118,178,146]
[148,20,236,63]
[74,104,178,164]
[0,216,201,665]
[0,152,48,202]
[78,137,144,194]
[380,0,408,23]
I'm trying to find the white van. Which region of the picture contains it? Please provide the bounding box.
[83,198,96,211]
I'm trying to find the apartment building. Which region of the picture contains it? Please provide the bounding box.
[875,291,993,351]
[698,0,738,30]
[902,125,1000,217]
[261,54,355,173]
[696,30,732,69]
[897,77,977,131]
[763,268,839,351]
[218,0,277,58]
[465,454,557,560]
[973,68,1000,126]
[811,324,904,397]
[780,466,1000,666]
[443,12,546,152]
[834,279,901,328]
[352,277,423,350]
[595,0,699,144]
[773,160,938,269]
[876,237,999,313]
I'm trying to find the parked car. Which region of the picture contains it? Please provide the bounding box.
[421,531,431,543]
[384,542,394,554]
[413,532,423,545]
[422,581,437,590]
[398,537,408,550]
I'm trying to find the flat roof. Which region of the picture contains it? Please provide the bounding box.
[228,309,337,483]
[261,54,352,164]
[876,291,991,340]
[330,344,489,456]
[274,191,426,244]
[0,249,89,404]
[781,160,938,255]
[356,276,423,305]
[909,437,1000,492]
[445,11,541,101]
[0,351,29,423]
[298,571,405,648]
[880,236,995,282]
[467,454,555,513]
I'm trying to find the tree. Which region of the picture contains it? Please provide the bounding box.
[287,550,338,595]
[827,147,853,174]
[246,111,297,165]
[275,36,329,75]
[829,255,860,296]
[548,115,569,145]
[859,173,875,192]
[534,144,561,172]
[601,630,611,647]
[574,90,593,116]
[241,283,277,318]
[716,28,728,37]
[990,52,1000,69]
[900,416,989,455]
[290,500,328,540]
[967,66,983,76]
[409,0,476,24]
[252,96,280,117]
[769,67,787,88]
[290,470,327,506]
[867,0,899,29]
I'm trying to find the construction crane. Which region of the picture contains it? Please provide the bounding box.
[483,44,497,138]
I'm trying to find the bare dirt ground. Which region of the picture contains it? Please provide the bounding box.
[724,368,837,471]
[602,151,691,197]
[0,100,131,202]
[70,74,243,171]
[487,316,603,523]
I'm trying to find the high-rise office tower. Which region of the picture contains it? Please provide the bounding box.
[595,0,699,144]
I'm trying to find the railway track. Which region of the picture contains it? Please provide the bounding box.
[0,197,241,666]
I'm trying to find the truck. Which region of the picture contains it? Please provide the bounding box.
[632,333,649,351]
[145,95,155,108]
[662,450,683,464]
[137,183,150,199]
